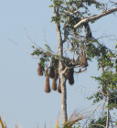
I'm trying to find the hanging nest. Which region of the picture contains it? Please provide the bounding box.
[52,78,57,91]
[79,52,88,67]
[52,70,59,91]
[68,78,74,85]
[37,63,43,76]
[44,72,51,93]
[65,68,74,85]
[48,66,55,79]
[48,57,59,79]
[55,71,59,80]
[58,79,62,93]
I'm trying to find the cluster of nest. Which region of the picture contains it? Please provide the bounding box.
[37,51,88,93]
[37,62,75,93]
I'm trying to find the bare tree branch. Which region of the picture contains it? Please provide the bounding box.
[74,7,117,28]
[64,116,84,128]
[91,123,105,128]
[75,68,87,74]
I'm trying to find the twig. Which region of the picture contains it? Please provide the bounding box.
[91,123,105,128]
[75,68,87,74]
[64,116,84,128]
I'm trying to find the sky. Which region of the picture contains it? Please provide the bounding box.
[0,0,117,128]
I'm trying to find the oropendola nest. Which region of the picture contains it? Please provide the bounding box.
[65,68,74,85]
[52,78,57,91]
[58,79,62,93]
[79,52,88,67]
[48,66,55,79]
[44,69,51,93]
[37,63,43,76]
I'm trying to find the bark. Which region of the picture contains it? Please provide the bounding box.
[55,7,68,123]
[60,73,68,122]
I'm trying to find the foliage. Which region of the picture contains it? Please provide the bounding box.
[32,0,112,81]
[88,115,106,128]
[87,45,117,127]
[89,55,117,107]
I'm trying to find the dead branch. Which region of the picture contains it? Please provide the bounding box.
[74,7,117,28]
[75,68,87,74]
[91,123,105,128]
[64,116,84,128]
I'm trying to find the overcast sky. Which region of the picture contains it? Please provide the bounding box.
[0,1,117,128]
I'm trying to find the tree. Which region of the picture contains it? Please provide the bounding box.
[31,0,117,125]
[87,45,117,128]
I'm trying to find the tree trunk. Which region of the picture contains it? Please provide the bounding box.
[105,95,110,128]
[56,17,68,123]
[60,72,68,122]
